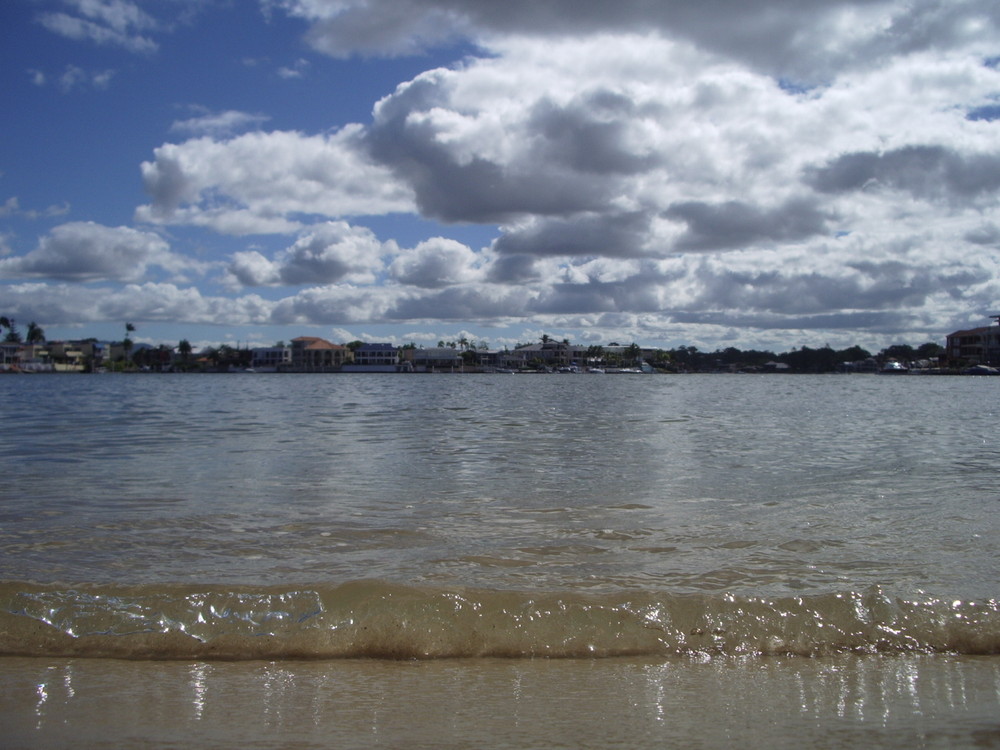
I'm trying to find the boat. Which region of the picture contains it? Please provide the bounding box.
[962,364,1000,376]
[879,360,909,374]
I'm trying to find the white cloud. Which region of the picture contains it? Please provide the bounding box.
[10,1,1000,350]
[277,58,311,78]
[53,64,116,92]
[0,222,191,282]
[226,221,391,286]
[0,197,70,219]
[388,237,483,288]
[170,109,271,138]
[38,0,159,54]
[271,284,401,325]
[136,128,415,234]
[278,0,1000,81]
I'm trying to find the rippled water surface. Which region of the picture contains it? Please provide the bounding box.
[3,372,1000,748]
[2,372,997,598]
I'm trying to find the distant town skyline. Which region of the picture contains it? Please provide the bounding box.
[2,1,999,355]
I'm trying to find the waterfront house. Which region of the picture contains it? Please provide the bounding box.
[290,337,350,372]
[0,341,22,370]
[343,343,405,372]
[511,341,589,370]
[250,345,292,372]
[946,320,1000,366]
[50,341,105,372]
[404,346,464,372]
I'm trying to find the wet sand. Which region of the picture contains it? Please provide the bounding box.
[4,654,1000,749]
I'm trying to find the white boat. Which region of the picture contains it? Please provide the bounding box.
[879,361,909,374]
[962,364,1000,376]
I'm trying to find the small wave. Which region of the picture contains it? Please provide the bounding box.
[1,580,998,660]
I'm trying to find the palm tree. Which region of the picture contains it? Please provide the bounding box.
[178,339,192,370]
[586,345,604,367]
[626,343,641,367]
[123,322,136,368]
[26,321,45,344]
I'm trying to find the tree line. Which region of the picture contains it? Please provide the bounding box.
[663,342,944,372]
[1,314,947,373]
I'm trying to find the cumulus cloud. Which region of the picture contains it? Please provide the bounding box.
[387,283,533,321]
[494,212,654,259]
[664,199,831,251]
[270,284,398,325]
[0,222,188,282]
[365,50,676,223]
[227,221,389,286]
[805,145,1000,205]
[964,223,1000,245]
[1,281,274,327]
[388,238,483,287]
[11,1,1000,350]
[136,128,415,234]
[277,0,1000,81]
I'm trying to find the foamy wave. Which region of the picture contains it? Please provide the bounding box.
[2,580,998,660]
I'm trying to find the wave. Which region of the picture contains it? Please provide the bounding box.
[1,580,998,660]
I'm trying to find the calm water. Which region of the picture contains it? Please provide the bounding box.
[2,372,999,746]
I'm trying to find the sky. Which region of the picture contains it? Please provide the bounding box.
[2,0,999,354]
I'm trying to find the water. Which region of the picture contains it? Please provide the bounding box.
[1,372,999,746]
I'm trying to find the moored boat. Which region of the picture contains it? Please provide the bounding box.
[879,360,909,374]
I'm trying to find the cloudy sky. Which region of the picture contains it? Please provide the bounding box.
[2,0,999,352]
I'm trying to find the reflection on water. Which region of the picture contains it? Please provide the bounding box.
[2,373,999,600]
[4,655,1000,748]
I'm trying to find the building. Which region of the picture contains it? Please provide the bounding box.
[15,343,53,372]
[290,337,350,372]
[251,346,292,372]
[403,347,464,372]
[351,343,398,367]
[510,341,588,369]
[343,343,406,372]
[0,341,22,370]
[48,340,105,372]
[946,319,1000,366]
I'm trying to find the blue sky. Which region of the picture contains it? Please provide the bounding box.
[2,0,999,353]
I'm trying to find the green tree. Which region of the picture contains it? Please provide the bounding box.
[880,344,915,364]
[836,345,871,363]
[916,342,944,359]
[123,322,136,368]
[651,349,671,367]
[2,317,22,343]
[626,343,641,366]
[25,321,45,344]
[586,345,605,367]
